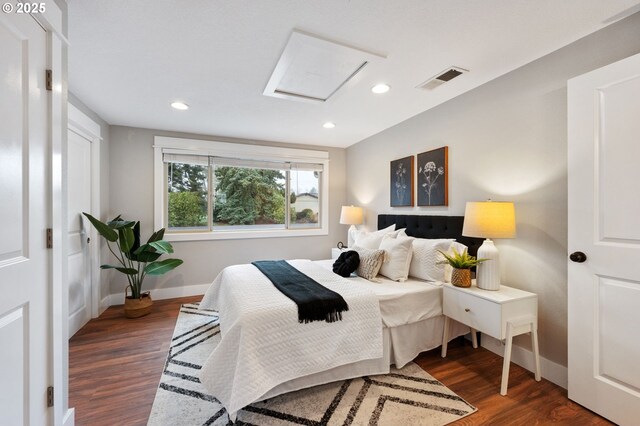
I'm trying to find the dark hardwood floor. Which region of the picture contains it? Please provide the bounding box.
[69,296,202,426]
[69,296,610,426]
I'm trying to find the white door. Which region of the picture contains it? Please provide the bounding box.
[0,13,50,426]
[568,52,640,425]
[67,130,93,337]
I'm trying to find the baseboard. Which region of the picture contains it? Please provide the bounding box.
[62,408,75,426]
[99,295,110,315]
[481,335,568,389]
[108,283,210,306]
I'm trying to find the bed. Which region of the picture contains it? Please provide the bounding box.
[198,215,482,420]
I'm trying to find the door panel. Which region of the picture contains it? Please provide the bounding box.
[0,19,26,264]
[568,52,640,425]
[0,13,49,426]
[598,76,640,242]
[67,130,92,336]
[597,277,640,391]
[68,253,85,315]
[0,307,26,425]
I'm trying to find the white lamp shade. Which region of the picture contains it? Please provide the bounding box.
[462,201,516,239]
[340,206,363,226]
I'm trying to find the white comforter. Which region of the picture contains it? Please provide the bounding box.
[198,259,383,420]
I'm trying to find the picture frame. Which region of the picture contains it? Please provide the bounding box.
[417,146,448,206]
[390,156,414,207]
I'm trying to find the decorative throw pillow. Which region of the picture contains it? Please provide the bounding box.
[332,250,360,278]
[352,224,397,249]
[378,235,414,282]
[444,241,469,282]
[352,245,385,280]
[408,238,455,282]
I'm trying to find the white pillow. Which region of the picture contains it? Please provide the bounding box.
[409,238,455,282]
[444,241,469,282]
[352,224,397,249]
[379,235,414,282]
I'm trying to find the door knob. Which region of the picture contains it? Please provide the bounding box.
[569,251,587,263]
[87,237,91,244]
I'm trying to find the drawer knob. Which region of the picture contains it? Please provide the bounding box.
[465,308,470,312]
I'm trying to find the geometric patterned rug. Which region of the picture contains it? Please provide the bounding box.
[147,304,477,425]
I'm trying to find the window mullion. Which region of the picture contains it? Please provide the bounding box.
[164,163,169,228]
[208,160,214,232]
[285,170,291,229]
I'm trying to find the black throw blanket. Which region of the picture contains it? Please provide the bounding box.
[251,260,349,324]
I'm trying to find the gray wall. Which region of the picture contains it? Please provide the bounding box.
[68,92,112,303]
[108,126,347,295]
[346,12,640,367]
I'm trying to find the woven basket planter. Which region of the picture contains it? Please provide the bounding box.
[124,292,153,318]
[451,268,472,288]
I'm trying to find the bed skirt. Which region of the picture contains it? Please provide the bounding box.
[258,315,469,402]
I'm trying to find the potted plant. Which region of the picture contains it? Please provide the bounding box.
[438,247,487,288]
[83,213,184,318]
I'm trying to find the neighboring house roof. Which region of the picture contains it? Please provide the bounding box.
[296,193,318,199]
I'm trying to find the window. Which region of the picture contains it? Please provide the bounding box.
[289,168,320,228]
[154,137,329,241]
[166,156,210,231]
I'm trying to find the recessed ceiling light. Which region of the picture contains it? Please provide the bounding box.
[322,122,336,129]
[171,101,189,110]
[371,83,390,94]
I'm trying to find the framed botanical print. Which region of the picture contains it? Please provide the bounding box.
[417,146,448,206]
[390,156,414,207]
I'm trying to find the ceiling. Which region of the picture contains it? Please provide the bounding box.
[68,0,640,148]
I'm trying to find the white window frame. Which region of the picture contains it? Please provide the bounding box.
[153,136,329,241]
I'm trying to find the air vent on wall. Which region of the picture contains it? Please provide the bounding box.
[264,30,386,103]
[416,66,468,91]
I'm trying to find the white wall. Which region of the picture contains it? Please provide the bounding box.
[346,12,640,368]
[108,126,347,296]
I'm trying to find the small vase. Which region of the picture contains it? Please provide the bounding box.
[451,268,472,288]
[124,292,153,318]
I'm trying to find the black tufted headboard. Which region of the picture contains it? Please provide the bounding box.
[377,214,483,258]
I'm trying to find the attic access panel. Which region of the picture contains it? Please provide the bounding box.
[264,30,385,103]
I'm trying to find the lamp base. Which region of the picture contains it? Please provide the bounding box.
[476,239,500,291]
[347,225,358,248]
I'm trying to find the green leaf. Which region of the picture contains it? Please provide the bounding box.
[136,251,162,263]
[147,228,166,243]
[144,259,184,275]
[132,243,161,263]
[437,248,486,268]
[118,227,135,252]
[126,222,141,260]
[83,212,118,242]
[133,243,152,256]
[149,240,173,254]
[100,264,138,275]
[107,219,136,229]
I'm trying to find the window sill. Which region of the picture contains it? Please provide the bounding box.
[164,227,329,242]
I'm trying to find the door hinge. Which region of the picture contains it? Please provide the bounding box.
[45,70,52,91]
[46,228,53,249]
[47,386,54,407]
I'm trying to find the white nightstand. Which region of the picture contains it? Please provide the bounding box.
[441,281,541,395]
[331,247,348,260]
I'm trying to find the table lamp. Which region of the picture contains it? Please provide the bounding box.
[340,205,363,248]
[462,201,516,290]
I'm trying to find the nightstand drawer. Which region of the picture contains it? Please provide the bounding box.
[443,287,501,337]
